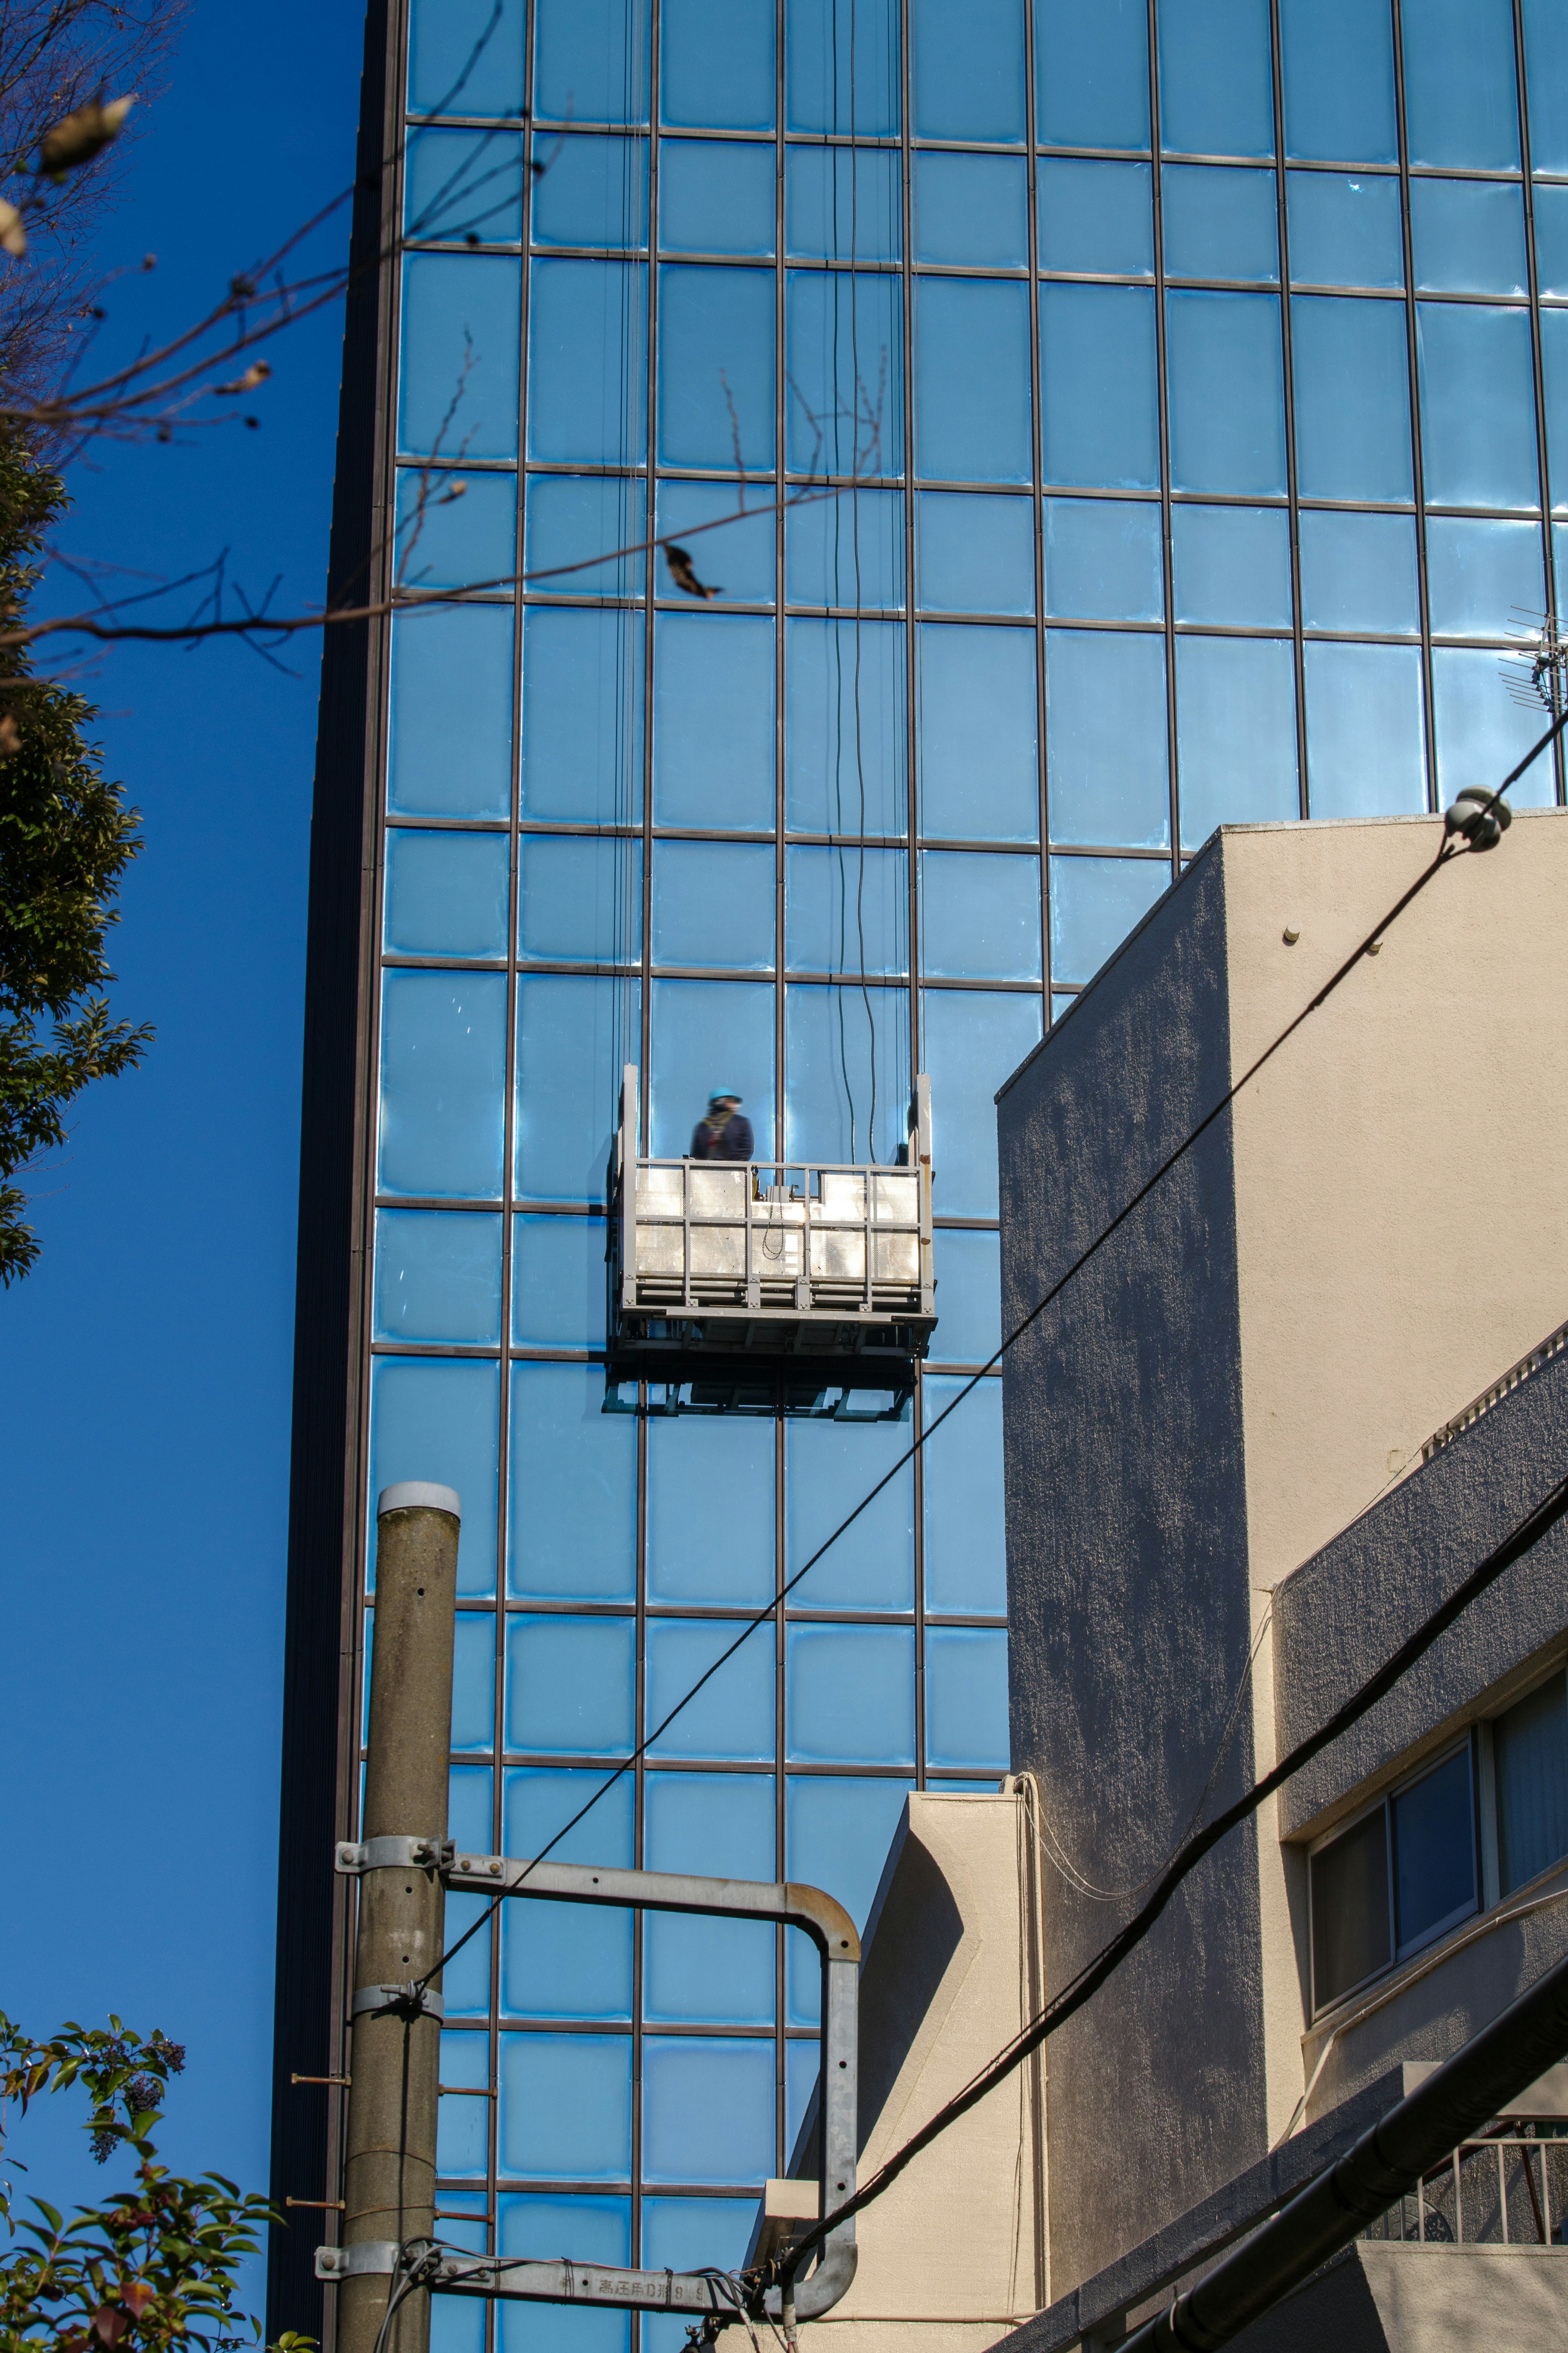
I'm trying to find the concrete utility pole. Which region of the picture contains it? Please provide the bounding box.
[337,1482,461,2353]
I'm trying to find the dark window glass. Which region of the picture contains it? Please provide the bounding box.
[1495,1675,1568,1896]
[405,128,527,245]
[1278,0,1397,164]
[1162,165,1278,284]
[409,0,527,118]
[1401,0,1520,170]
[1165,290,1285,496]
[1392,1747,1476,1952]
[1522,0,1568,174]
[1291,294,1413,503]
[535,0,651,126]
[530,132,648,249]
[1311,1805,1391,2009]
[786,0,901,135]
[1040,284,1160,489]
[1034,0,1149,150]
[1157,0,1274,161]
[659,140,774,255]
[1285,172,1403,290]
[913,0,1026,143]
[1410,178,1526,296]
[1036,159,1153,277]
[661,0,775,130]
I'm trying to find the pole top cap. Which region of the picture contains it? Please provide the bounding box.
[377,1480,461,1521]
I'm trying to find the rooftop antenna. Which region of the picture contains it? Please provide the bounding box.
[1500,606,1568,718]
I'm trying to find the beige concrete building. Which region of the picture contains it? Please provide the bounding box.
[782,810,1568,2353]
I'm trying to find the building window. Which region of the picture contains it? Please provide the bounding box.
[1308,1670,1568,2017]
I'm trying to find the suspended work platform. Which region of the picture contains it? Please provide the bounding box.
[608,1066,937,1385]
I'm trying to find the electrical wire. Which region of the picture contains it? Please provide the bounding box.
[418,717,1566,2001]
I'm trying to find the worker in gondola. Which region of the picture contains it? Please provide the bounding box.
[691,1088,754,1161]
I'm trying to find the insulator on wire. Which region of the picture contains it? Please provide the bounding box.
[1443,785,1513,850]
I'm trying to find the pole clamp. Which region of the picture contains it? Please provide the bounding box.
[351,1982,445,2022]
[315,2241,401,2281]
[336,1835,452,1875]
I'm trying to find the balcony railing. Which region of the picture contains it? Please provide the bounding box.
[1361,2132,1568,2248]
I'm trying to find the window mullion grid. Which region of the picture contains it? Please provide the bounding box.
[1388,0,1440,810]
[1509,0,1566,805]
[1145,0,1180,879]
[1265,0,1310,820]
[898,0,925,1794]
[773,0,788,2181]
[1022,0,1051,1018]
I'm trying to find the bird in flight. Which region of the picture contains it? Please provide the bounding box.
[665,544,722,599]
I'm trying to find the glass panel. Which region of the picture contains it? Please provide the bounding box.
[653,612,776,830]
[535,0,651,125]
[784,146,902,263]
[1278,0,1397,164]
[786,487,906,609]
[785,0,901,136]
[1045,629,1170,847]
[449,1764,495,1851]
[1043,498,1163,622]
[1522,0,1568,175]
[400,254,523,460]
[396,466,517,593]
[379,970,508,1198]
[409,0,526,117]
[1401,0,1520,171]
[1432,647,1559,809]
[659,139,775,255]
[510,565,647,731]
[1311,1806,1390,2008]
[1303,641,1427,818]
[645,1617,775,1760]
[655,481,776,602]
[931,1227,1002,1363]
[374,1209,504,1343]
[926,1628,1010,1769]
[452,1612,498,1753]
[917,623,1039,841]
[642,2200,757,2353]
[519,833,642,965]
[1425,517,1544,636]
[526,259,648,464]
[647,1414,775,1606]
[784,981,911,1166]
[1034,0,1150,150]
[1048,854,1169,985]
[496,2198,629,2353]
[915,278,1033,485]
[1547,311,1568,516]
[785,618,908,834]
[530,134,649,250]
[923,1374,1008,1610]
[913,0,1025,140]
[1298,510,1419,632]
[657,264,777,472]
[389,604,514,820]
[652,841,776,970]
[514,974,638,1203]
[1170,504,1292,626]
[509,1363,637,1601]
[1285,172,1404,289]
[1290,294,1413,502]
[525,472,645,598]
[914,154,1029,268]
[786,270,905,476]
[662,0,775,129]
[643,1775,775,2024]
[438,2028,490,2177]
[1392,1747,1476,1952]
[1036,159,1153,277]
[508,1614,636,1754]
[1411,178,1526,296]
[368,1358,500,1598]
[512,1212,608,1347]
[503,1768,635,2019]
[499,2036,633,2178]
[1417,304,1539,510]
[785,845,909,976]
[919,990,1042,1218]
[1536,187,1568,301]
[385,828,511,959]
[1156,0,1274,161]
[1176,636,1299,848]
[920,851,1043,981]
[1495,1674,1568,1895]
[785,1774,912,2022]
[1039,284,1160,490]
[649,978,776,1157]
[1161,165,1278,284]
[786,1417,914,1610]
[1166,291,1285,496]
[642,2039,775,2184]
[917,493,1034,618]
[786,1625,917,1762]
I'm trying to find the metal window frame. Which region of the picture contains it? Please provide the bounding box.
[1307,1732,1481,2018]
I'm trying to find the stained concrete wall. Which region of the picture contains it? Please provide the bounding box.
[1227,2242,1568,2353]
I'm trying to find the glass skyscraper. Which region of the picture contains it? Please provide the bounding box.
[270,0,1568,2339]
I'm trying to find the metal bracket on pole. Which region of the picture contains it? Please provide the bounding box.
[316,2243,403,2283]
[350,1983,446,2023]
[336,1836,452,1875]
[428,1856,862,2326]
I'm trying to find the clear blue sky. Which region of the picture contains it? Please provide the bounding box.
[0,0,365,2246]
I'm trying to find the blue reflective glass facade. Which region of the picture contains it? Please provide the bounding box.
[272,0,1568,2331]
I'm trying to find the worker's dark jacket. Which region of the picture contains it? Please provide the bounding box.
[691,1114,755,1161]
